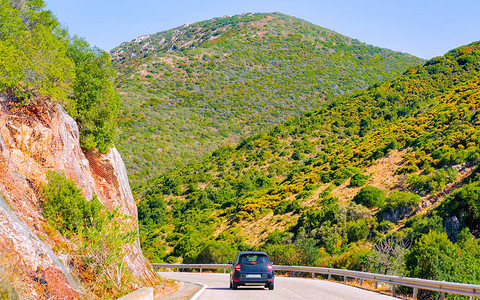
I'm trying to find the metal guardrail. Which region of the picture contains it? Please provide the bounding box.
[153,263,480,299]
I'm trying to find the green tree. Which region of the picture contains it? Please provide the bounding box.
[41,171,103,235]
[67,36,119,152]
[352,185,385,208]
[406,231,480,298]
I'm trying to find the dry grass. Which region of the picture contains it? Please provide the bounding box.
[331,149,409,204]
[0,247,30,300]
[236,212,298,245]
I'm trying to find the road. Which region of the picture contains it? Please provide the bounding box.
[159,272,399,300]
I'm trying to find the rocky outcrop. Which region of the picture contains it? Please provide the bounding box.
[0,95,154,297]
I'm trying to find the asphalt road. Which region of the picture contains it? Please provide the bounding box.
[159,272,399,300]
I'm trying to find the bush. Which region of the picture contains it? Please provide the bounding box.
[41,171,140,297]
[195,240,237,264]
[368,236,409,275]
[344,202,372,221]
[406,231,480,298]
[0,1,119,153]
[352,185,385,208]
[137,193,166,228]
[263,244,303,266]
[0,0,74,100]
[346,219,370,243]
[79,208,137,297]
[408,168,456,195]
[41,171,103,235]
[350,173,369,187]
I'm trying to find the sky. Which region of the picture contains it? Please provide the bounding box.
[44,0,480,59]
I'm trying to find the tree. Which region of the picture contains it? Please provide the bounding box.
[352,185,385,208]
[406,231,480,298]
[67,36,119,152]
[368,236,410,275]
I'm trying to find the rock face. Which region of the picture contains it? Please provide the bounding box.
[0,96,153,297]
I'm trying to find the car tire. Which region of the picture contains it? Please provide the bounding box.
[229,281,232,289]
[232,282,238,290]
[268,282,274,290]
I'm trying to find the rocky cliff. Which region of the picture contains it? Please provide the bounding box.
[0,95,155,298]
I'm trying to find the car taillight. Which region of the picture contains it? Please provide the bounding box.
[235,264,241,271]
[267,264,273,271]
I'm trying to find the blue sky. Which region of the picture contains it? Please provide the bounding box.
[45,0,480,59]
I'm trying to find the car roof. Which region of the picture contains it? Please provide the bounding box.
[237,251,268,256]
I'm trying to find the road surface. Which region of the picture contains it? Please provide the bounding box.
[159,272,399,300]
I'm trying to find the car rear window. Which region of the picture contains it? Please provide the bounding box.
[239,254,268,265]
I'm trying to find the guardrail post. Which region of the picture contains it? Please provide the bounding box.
[312,272,315,279]
[328,274,332,280]
[392,284,395,295]
[413,287,418,299]
[440,292,445,300]
[344,276,347,282]
[200,267,203,273]
[375,281,378,289]
[359,279,363,286]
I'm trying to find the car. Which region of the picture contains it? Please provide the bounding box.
[229,251,274,290]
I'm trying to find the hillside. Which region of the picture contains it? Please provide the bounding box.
[111,12,425,186]
[136,41,480,294]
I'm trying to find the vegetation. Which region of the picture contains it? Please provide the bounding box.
[41,171,140,298]
[352,185,385,208]
[0,0,119,152]
[111,12,425,186]
[134,41,480,296]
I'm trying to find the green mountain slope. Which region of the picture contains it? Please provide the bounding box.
[111,12,424,186]
[137,42,480,290]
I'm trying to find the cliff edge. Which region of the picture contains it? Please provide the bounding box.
[0,95,156,298]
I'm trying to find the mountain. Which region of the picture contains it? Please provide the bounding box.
[136,41,480,291]
[111,12,425,187]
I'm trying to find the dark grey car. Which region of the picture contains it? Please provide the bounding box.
[229,251,274,290]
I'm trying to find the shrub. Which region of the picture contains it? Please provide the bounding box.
[195,240,237,264]
[79,208,137,297]
[344,202,371,221]
[41,171,140,297]
[0,2,119,153]
[352,185,385,208]
[346,219,370,243]
[262,244,303,266]
[406,231,480,298]
[137,193,166,228]
[41,171,103,235]
[350,173,369,187]
[407,168,456,195]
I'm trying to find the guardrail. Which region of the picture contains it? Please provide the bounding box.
[152,263,480,299]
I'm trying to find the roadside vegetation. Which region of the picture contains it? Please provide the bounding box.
[41,171,156,298]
